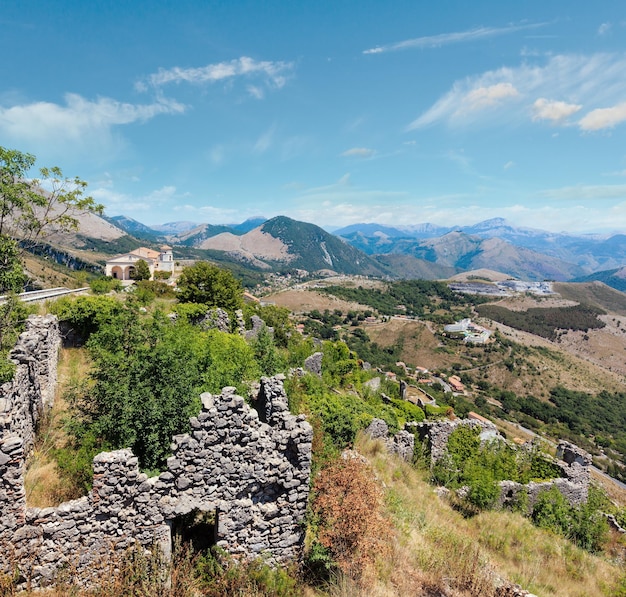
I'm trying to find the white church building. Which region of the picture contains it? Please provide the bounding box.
[105,246,175,281]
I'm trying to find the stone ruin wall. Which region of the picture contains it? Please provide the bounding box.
[0,316,313,589]
[0,315,60,453]
[414,419,591,509]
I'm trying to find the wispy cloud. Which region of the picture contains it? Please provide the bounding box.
[172,204,242,222]
[364,22,546,55]
[341,147,376,158]
[141,57,293,94]
[253,126,275,153]
[598,22,612,36]
[532,98,582,122]
[539,183,626,200]
[93,184,186,215]
[0,93,185,153]
[408,53,626,131]
[463,82,519,111]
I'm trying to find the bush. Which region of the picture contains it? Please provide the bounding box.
[49,295,125,342]
[391,398,425,424]
[531,486,609,552]
[309,457,392,584]
[89,276,122,294]
[135,280,176,298]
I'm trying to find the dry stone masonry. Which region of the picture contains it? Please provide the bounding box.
[0,316,313,590]
[365,418,415,462]
[416,419,592,509]
[0,315,60,453]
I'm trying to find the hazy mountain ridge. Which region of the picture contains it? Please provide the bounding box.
[47,210,626,288]
[336,218,626,278]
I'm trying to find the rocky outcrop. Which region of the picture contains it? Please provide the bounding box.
[304,352,323,377]
[199,307,231,333]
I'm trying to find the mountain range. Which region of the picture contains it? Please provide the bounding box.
[57,213,626,289]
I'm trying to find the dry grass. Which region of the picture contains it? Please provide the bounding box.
[266,288,368,315]
[23,254,87,290]
[24,347,91,507]
[354,433,623,597]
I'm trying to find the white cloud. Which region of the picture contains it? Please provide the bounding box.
[579,102,626,131]
[0,93,184,146]
[173,204,241,222]
[504,161,515,170]
[93,184,183,215]
[208,145,225,166]
[364,22,546,54]
[409,53,626,130]
[292,198,626,233]
[341,147,376,158]
[598,22,611,36]
[532,98,582,122]
[144,56,293,91]
[462,83,519,111]
[539,183,626,200]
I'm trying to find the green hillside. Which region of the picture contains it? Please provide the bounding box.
[262,216,391,276]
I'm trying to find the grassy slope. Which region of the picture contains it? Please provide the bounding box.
[354,434,621,597]
[554,281,626,317]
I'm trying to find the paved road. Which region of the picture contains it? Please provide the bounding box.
[0,287,90,304]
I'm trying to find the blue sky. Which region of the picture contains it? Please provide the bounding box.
[2,1,626,233]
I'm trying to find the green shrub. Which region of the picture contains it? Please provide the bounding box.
[424,403,446,418]
[135,279,176,298]
[49,295,125,342]
[173,302,210,323]
[391,398,425,424]
[89,276,122,294]
[532,486,609,553]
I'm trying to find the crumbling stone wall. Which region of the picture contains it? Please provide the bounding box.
[413,418,499,463]
[416,419,591,508]
[0,315,60,454]
[0,316,313,589]
[365,418,415,462]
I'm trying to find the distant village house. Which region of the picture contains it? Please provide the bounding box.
[105,246,174,281]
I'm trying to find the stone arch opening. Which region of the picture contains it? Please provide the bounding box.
[111,266,123,279]
[170,508,218,554]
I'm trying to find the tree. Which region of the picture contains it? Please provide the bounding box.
[130,259,151,281]
[177,261,243,312]
[0,147,102,250]
[80,309,202,470]
[0,146,102,376]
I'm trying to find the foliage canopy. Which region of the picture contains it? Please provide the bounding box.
[177,261,244,312]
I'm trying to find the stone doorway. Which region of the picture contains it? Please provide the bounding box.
[170,509,218,554]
